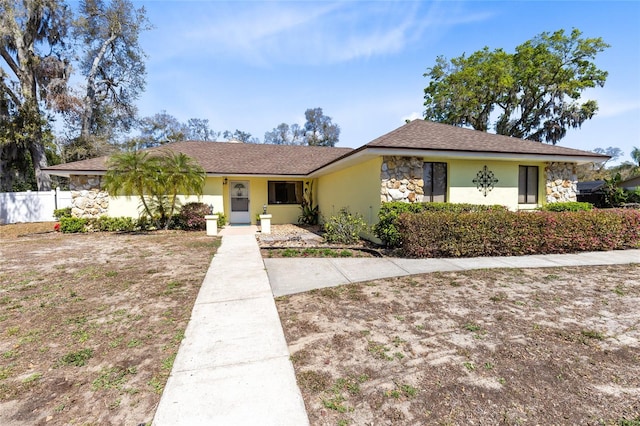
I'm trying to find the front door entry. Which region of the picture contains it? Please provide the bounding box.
[229,181,250,224]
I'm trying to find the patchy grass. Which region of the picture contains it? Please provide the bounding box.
[262,247,374,258]
[0,228,218,425]
[277,264,640,425]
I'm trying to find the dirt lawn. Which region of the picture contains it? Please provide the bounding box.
[0,223,218,425]
[276,264,640,425]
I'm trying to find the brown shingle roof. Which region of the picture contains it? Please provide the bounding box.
[363,120,609,159]
[45,142,353,175]
[45,121,609,176]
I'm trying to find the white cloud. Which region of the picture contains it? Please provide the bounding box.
[166,1,494,66]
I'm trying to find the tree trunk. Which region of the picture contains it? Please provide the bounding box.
[29,140,51,191]
[0,146,14,191]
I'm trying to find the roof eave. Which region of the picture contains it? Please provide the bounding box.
[361,147,609,164]
[206,173,310,179]
[43,170,107,178]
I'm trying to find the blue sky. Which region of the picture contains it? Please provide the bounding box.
[134,1,640,164]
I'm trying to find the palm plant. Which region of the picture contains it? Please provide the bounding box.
[103,149,205,229]
[103,150,156,219]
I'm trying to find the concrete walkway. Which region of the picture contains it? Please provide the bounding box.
[153,226,308,425]
[154,222,638,424]
[265,249,640,297]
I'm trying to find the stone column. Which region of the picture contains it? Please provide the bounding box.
[545,163,577,203]
[69,175,109,218]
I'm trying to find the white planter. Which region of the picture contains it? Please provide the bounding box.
[205,215,219,236]
[259,214,272,234]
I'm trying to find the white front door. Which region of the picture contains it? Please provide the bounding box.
[229,181,250,224]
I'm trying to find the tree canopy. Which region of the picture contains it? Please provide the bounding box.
[423,29,609,145]
[0,0,70,190]
[264,108,340,146]
[0,0,150,190]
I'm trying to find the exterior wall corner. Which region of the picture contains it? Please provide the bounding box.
[545,162,577,203]
[69,175,109,218]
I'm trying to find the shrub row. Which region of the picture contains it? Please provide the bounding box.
[59,216,148,233]
[538,201,593,212]
[58,203,226,233]
[397,209,640,258]
[374,202,508,247]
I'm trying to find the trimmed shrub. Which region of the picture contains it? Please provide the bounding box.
[173,202,211,231]
[323,208,368,244]
[374,202,508,247]
[92,216,137,232]
[53,207,72,219]
[540,202,593,212]
[59,217,88,233]
[398,209,640,258]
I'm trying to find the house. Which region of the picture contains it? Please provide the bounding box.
[619,175,640,191]
[44,120,608,226]
[576,180,606,206]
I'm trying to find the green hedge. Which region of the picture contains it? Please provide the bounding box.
[397,209,640,258]
[374,202,508,247]
[539,201,593,212]
[60,216,146,233]
[59,217,88,233]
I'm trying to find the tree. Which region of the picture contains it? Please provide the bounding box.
[136,111,186,148]
[424,29,609,145]
[264,123,304,145]
[593,147,623,170]
[63,0,149,159]
[222,129,259,143]
[631,147,640,167]
[303,107,340,147]
[0,0,71,190]
[103,149,205,229]
[185,118,218,141]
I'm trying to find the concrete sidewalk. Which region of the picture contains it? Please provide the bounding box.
[265,249,640,297]
[153,221,638,424]
[153,228,308,425]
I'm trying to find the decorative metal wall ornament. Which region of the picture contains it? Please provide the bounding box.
[472,165,499,197]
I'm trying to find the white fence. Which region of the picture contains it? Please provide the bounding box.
[0,189,72,224]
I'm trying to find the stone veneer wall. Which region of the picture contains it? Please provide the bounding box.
[545,162,577,203]
[69,175,109,218]
[380,156,425,203]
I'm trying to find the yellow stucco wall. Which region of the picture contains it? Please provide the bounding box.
[447,159,545,210]
[104,158,547,223]
[108,177,224,218]
[222,177,307,225]
[317,157,382,226]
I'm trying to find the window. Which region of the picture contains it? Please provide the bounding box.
[423,162,447,202]
[268,181,303,204]
[518,166,538,204]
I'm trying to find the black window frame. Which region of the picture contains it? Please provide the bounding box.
[518,165,539,204]
[268,181,303,205]
[423,162,448,202]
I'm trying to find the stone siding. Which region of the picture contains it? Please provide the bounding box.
[69,175,109,218]
[545,162,577,203]
[380,156,424,203]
